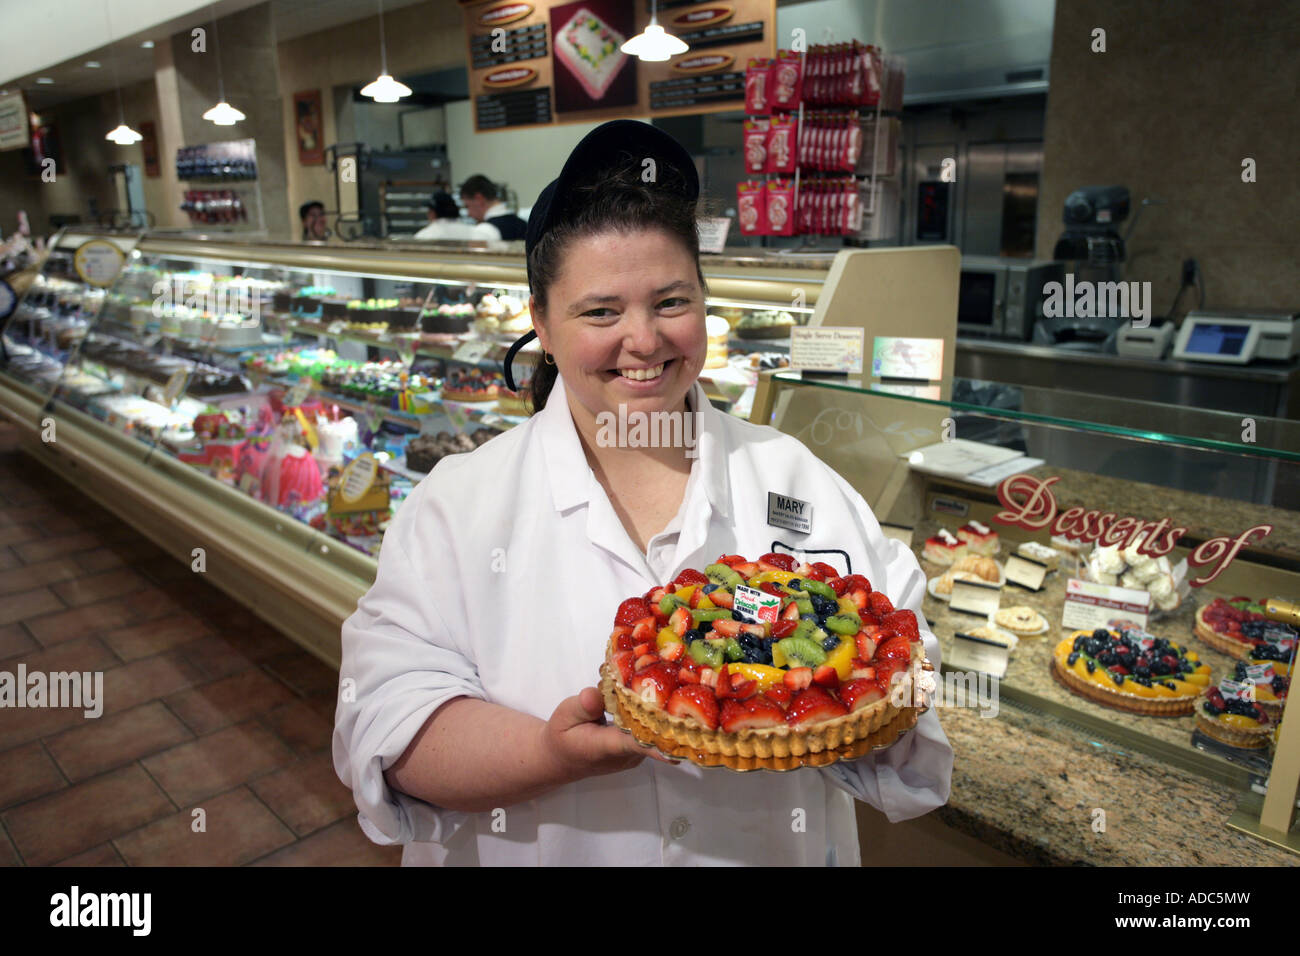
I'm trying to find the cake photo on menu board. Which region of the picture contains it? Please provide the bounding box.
[550,1,637,112]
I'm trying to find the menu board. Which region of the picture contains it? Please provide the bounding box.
[461,0,774,131]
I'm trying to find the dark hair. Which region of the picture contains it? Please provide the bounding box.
[460,175,498,201]
[526,161,705,413]
[427,191,460,219]
[299,201,324,221]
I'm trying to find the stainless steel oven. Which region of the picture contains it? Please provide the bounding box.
[958,256,1063,340]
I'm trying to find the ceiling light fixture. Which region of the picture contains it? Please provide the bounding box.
[620,0,688,62]
[101,3,142,145]
[361,0,411,102]
[202,3,246,125]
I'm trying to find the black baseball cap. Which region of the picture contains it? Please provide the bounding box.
[505,120,700,390]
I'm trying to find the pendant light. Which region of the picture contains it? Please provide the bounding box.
[103,3,143,144]
[620,0,688,62]
[361,0,411,102]
[202,4,246,125]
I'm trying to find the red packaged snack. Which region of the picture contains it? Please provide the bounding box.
[842,119,862,172]
[771,49,803,109]
[744,57,772,114]
[842,179,862,236]
[767,113,797,174]
[737,181,766,236]
[765,179,795,236]
[743,117,770,174]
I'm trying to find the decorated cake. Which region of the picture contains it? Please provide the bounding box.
[421,302,475,334]
[441,367,505,402]
[921,528,966,566]
[1195,596,1299,660]
[736,309,797,339]
[704,315,730,370]
[599,552,930,770]
[956,520,999,555]
[554,8,629,101]
[1050,626,1211,715]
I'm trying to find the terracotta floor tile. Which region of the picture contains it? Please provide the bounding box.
[180,635,257,680]
[0,741,67,810]
[136,557,198,586]
[249,753,354,836]
[74,547,129,573]
[0,828,20,866]
[0,622,37,660]
[303,689,339,722]
[0,696,92,751]
[204,613,296,661]
[100,652,206,715]
[252,817,402,867]
[114,787,295,866]
[115,585,189,621]
[0,587,64,628]
[0,547,19,572]
[24,599,139,647]
[46,702,193,783]
[100,613,212,661]
[165,669,294,735]
[264,649,338,697]
[0,524,43,549]
[140,722,294,806]
[53,843,125,866]
[12,531,103,564]
[0,556,92,596]
[8,636,120,675]
[262,699,333,755]
[2,765,174,867]
[51,568,150,608]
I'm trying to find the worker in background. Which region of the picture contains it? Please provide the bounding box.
[459,175,527,241]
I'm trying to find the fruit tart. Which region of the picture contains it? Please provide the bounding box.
[1194,596,1299,660]
[1050,627,1211,715]
[1194,682,1273,749]
[1230,660,1289,718]
[600,553,929,770]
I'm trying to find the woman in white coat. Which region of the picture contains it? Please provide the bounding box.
[333,121,953,865]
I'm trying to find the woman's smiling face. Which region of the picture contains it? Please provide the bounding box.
[532,227,706,425]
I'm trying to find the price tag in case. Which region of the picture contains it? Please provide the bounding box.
[338,453,378,503]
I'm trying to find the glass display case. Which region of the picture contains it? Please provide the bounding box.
[753,369,1299,836]
[0,233,823,663]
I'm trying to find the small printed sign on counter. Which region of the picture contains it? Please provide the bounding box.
[1061,578,1151,632]
[948,630,1013,678]
[949,578,1002,617]
[1003,553,1048,592]
[789,327,865,374]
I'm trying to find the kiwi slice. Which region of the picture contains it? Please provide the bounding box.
[794,597,815,616]
[658,593,688,615]
[688,639,724,668]
[704,563,744,590]
[801,579,837,601]
[723,638,744,662]
[776,636,827,669]
[691,607,733,625]
[825,613,861,635]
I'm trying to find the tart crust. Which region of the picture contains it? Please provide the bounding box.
[601,643,926,768]
[1193,605,1256,659]
[1049,654,1203,716]
[1193,701,1271,749]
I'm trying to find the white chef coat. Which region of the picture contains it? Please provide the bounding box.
[333,374,953,866]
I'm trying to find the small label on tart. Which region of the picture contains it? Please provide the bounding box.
[1244,663,1276,682]
[733,585,781,624]
[1220,678,1256,702]
[1261,623,1299,645]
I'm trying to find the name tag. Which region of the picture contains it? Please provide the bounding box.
[767,492,812,534]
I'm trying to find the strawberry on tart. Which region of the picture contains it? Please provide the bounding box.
[1194,596,1299,660]
[600,552,930,770]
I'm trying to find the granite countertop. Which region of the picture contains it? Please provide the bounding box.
[933,702,1297,866]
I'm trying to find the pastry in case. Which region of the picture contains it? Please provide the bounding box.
[956,520,998,555]
[600,552,928,770]
[950,553,1000,583]
[1050,627,1211,715]
[921,528,966,566]
[1194,683,1272,749]
[1195,596,1299,660]
[994,606,1046,634]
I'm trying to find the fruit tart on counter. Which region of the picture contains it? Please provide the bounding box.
[1195,682,1273,750]
[1195,596,1299,660]
[600,553,930,771]
[1050,626,1211,716]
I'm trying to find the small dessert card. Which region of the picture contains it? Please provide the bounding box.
[1003,553,1048,592]
[949,578,1002,617]
[949,630,1013,678]
[1220,678,1256,702]
[1062,578,1151,631]
[732,585,782,625]
[339,453,378,503]
[789,327,864,373]
[1244,663,1276,683]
